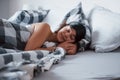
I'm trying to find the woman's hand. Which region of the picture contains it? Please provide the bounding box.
[57,41,77,55]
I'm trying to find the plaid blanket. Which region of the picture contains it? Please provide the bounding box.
[0,19,31,50]
[0,48,65,80]
[0,19,66,80]
[8,9,49,26]
[0,48,49,68]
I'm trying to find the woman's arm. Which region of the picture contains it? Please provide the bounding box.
[24,22,52,51]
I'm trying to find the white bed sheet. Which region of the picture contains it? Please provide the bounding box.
[34,48,120,80]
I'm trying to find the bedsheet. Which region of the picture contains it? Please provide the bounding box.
[34,49,120,80]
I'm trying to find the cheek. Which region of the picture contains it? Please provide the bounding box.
[57,32,60,40]
[57,32,63,42]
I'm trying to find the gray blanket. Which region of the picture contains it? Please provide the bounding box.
[0,19,66,80]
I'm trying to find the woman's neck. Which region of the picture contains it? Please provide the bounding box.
[47,33,58,42]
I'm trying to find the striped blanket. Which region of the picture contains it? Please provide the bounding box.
[0,19,66,80]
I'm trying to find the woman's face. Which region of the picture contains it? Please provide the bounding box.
[57,25,76,42]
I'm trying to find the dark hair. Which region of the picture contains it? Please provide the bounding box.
[55,21,86,42]
[68,22,86,42]
[55,21,86,52]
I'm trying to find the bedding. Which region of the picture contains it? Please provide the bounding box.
[0,47,66,79]
[8,8,49,26]
[0,19,31,50]
[63,3,85,25]
[0,19,66,79]
[1,0,120,80]
[31,0,120,80]
[89,6,120,52]
[34,49,120,80]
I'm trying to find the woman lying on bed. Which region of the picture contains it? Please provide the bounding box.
[25,21,86,55]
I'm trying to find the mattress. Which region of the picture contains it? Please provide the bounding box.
[34,48,120,80]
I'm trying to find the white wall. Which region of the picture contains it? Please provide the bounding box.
[0,0,120,19]
[9,0,23,17]
[0,0,23,19]
[0,0,10,19]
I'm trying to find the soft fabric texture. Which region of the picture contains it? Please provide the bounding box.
[89,7,120,52]
[64,3,85,24]
[0,19,31,50]
[8,8,49,26]
[0,19,66,79]
[61,3,91,52]
[0,48,49,68]
[0,47,66,80]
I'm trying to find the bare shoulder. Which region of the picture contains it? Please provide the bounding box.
[34,22,50,28]
[31,22,51,32]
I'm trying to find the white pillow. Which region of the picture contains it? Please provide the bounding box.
[90,7,120,53]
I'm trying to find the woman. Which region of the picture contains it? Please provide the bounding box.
[25,21,86,55]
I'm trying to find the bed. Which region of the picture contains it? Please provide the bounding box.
[33,0,120,80]
[34,49,120,80]
[0,0,120,80]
